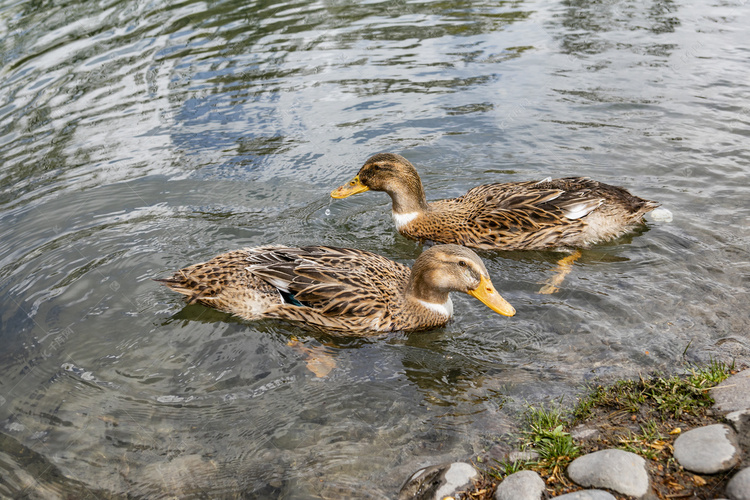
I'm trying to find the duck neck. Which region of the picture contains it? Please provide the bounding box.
[404,263,453,317]
[388,178,429,216]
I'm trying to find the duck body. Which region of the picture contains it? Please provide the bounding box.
[332,153,660,251]
[156,244,514,335]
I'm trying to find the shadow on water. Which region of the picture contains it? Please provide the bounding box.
[1,0,749,497]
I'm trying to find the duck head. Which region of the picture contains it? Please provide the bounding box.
[331,153,429,214]
[408,244,515,317]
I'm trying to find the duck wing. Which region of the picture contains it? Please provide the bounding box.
[247,246,410,317]
[415,178,605,250]
[462,178,604,227]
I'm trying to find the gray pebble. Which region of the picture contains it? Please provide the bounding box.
[398,462,478,500]
[673,424,740,474]
[507,449,540,462]
[570,424,599,441]
[553,490,616,500]
[494,470,545,500]
[726,467,750,500]
[567,449,649,497]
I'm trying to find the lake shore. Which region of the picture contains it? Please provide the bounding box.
[400,360,750,499]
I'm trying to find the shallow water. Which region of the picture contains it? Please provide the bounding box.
[1,0,749,497]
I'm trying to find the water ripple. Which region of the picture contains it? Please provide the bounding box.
[1,0,749,497]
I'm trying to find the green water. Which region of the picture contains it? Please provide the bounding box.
[1,0,749,497]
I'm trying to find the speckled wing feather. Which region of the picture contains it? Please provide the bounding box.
[410,179,603,250]
[246,246,411,324]
[154,250,283,317]
[465,179,603,222]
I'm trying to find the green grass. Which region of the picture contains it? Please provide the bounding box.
[688,357,734,387]
[573,358,734,421]
[485,459,527,481]
[519,405,581,483]
[618,419,668,460]
[482,404,581,483]
[525,404,567,433]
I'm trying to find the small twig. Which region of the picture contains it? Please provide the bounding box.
[707,384,737,390]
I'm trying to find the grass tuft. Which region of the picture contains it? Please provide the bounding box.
[573,358,734,421]
[485,459,526,481]
[522,405,580,485]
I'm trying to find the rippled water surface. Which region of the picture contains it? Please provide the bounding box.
[1,0,749,497]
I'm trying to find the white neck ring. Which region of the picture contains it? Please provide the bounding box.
[392,211,419,230]
[416,298,453,318]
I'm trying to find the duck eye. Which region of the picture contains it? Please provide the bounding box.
[458,260,467,267]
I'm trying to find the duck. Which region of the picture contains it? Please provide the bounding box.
[331,153,659,251]
[155,244,515,335]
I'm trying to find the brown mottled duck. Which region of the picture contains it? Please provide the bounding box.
[331,153,659,251]
[331,153,659,293]
[156,244,515,335]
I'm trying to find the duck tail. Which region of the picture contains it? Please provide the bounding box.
[153,276,208,304]
[635,199,660,217]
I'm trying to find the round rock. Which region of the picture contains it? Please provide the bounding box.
[567,449,649,497]
[553,490,617,500]
[673,424,740,474]
[398,462,478,500]
[726,466,750,500]
[494,470,545,500]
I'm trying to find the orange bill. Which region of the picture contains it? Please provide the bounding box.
[331,175,369,199]
[467,275,516,317]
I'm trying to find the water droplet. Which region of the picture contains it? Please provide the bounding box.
[324,197,333,217]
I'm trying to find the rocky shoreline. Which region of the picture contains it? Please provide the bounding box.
[398,368,750,500]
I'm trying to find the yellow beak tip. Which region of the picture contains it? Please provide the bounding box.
[330,176,368,199]
[469,277,515,317]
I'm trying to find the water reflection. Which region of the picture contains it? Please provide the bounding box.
[1,0,750,497]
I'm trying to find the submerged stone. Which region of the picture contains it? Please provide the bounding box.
[398,462,478,500]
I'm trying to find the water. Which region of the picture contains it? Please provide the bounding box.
[1,0,749,497]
